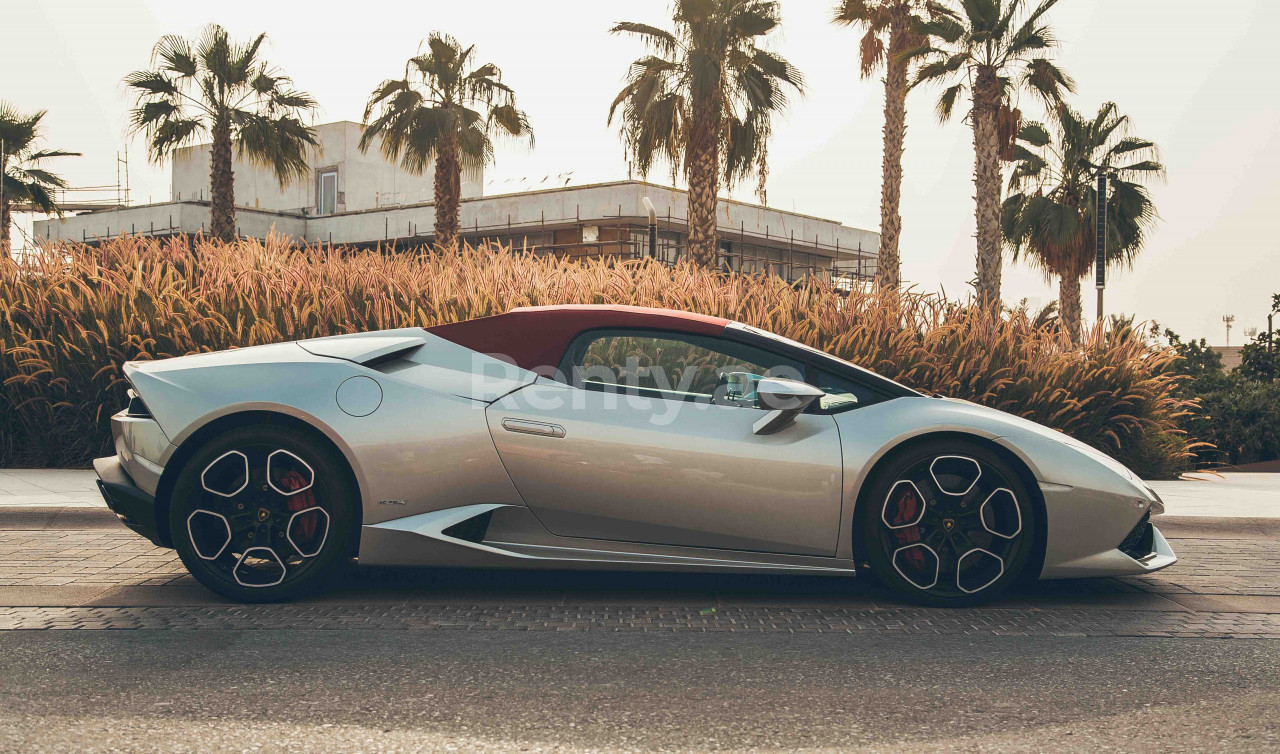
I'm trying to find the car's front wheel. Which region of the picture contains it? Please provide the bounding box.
[859,440,1037,606]
[168,424,358,602]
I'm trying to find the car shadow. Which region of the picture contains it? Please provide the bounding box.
[304,562,1170,611]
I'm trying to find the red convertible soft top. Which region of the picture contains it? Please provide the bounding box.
[427,305,730,376]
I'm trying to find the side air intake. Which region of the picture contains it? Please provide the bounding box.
[1119,511,1155,560]
[441,510,494,544]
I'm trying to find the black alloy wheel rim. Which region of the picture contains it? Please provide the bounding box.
[877,454,1027,598]
[185,444,332,589]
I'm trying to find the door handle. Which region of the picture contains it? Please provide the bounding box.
[501,418,566,438]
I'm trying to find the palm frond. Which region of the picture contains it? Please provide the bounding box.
[917,17,966,43]
[936,82,965,121]
[610,21,681,58]
[913,52,967,88]
[0,103,42,148]
[21,149,80,162]
[1021,57,1074,106]
[145,118,204,160]
[859,29,887,78]
[991,0,1025,41]
[12,168,70,190]
[233,112,317,185]
[833,0,884,28]
[961,0,1004,38]
[123,71,179,98]
[489,103,535,147]
[750,48,804,90]
[727,6,780,39]
[151,34,197,77]
[1008,0,1061,52]
[268,89,318,112]
[1017,121,1051,146]
[1114,160,1165,177]
[129,100,181,131]
[196,25,235,93]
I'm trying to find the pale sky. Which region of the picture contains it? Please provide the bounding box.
[4,0,1278,344]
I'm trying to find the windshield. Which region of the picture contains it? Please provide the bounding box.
[726,322,922,396]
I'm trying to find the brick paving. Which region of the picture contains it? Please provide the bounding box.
[0,604,1277,637]
[0,520,1278,637]
[1120,538,1280,596]
[0,530,187,587]
[3,531,1278,597]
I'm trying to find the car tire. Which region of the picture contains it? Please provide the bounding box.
[858,439,1037,607]
[168,424,358,603]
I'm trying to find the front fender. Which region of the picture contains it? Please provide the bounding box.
[831,397,1158,577]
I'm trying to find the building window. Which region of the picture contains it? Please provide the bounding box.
[718,240,739,273]
[317,168,338,215]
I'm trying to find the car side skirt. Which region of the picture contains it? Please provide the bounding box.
[359,504,859,575]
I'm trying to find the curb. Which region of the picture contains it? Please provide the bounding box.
[0,507,120,530]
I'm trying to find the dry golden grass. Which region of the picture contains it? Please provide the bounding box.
[0,235,1199,475]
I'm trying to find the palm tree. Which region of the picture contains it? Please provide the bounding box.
[909,0,1074,304]
[833,0,931,289]
[609,0,803,268]
[125,25,318,243]
[0,103,79,258]
[1001,102,1163,342]
[361,34,533,251]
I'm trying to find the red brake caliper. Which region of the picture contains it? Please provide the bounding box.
[281,470,319,542]
[889,486,926,568]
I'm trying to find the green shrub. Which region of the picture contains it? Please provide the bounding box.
[0,236,1197,476]
[1162,320,1280,467]
[1183,376,1280,466]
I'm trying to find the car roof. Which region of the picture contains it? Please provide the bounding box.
[427,305,731,376]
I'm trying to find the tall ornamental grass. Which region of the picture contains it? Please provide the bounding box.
[0,235,1199,475]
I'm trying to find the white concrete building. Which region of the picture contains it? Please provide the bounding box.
[169,120,482,215]
[35,121,878,284]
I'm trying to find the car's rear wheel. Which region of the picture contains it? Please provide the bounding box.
[859,440,1037,606]
[168,425,358,602]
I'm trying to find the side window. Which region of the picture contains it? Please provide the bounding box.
[570,331,803,408]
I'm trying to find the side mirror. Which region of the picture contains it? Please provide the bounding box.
[753,378,825,435]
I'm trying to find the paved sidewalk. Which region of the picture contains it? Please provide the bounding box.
[0,470,103,507]
[1149,472,1280,517]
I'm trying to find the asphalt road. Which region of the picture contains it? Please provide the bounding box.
[2,484,1278,752]
[0,630,1277,752]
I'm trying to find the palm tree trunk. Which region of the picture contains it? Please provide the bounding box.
[1059,273,1082,344]
[0,195,11,259]
[971,70,1003,306]
[685,105,720,269]
[209,116,236,243]
[433,132,462,251]
[876,13,911,290]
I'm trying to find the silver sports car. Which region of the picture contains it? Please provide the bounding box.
[95,304,1175,604]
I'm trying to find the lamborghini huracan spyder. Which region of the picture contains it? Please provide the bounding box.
[95,305,1175,604]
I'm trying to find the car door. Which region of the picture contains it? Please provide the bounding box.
[485,329,844,556]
